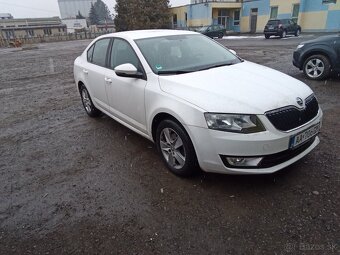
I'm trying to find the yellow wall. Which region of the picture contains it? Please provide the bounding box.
[299,11,327,30]
[188,18,211,27]
[240,15,270,33]
[170,6,187,26]
[270,0,300,13]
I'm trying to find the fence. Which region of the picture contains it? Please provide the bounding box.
[0,31,110,48]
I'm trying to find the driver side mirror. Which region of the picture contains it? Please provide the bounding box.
[229,49,237,55]
[114,63,144,79]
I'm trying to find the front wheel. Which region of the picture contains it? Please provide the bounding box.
[218,32,224,39]
[265,34,270,39]
[303,55,331,80]
[79,85,101,117]
[156,119,198,177]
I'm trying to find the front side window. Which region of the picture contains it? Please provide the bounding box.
[92,38,111,67]
[110,38,141,72]
[135,34,241,75]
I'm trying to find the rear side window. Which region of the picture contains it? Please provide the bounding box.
[87,45,94,62]
[92,38,111,67]
[267,20,279,26]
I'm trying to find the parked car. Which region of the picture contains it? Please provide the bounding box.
[264,19,301,39]
[74,30,322,177]
[293,34,340,80]
[198,25,226,38]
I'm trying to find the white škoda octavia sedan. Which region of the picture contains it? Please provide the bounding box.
[74,30,322,176]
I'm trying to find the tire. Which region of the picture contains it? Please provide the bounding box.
[295,29,300,37]
[303,54,331,80]
[265,34,270,39]
[155,119,198,177]
[280,30,287,38]
[79,84,101,117]
[218,32,224,39]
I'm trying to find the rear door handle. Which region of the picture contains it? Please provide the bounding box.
[83,69,88,74]
[105,77,112,83]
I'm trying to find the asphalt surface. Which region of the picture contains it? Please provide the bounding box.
[0,34,339,254]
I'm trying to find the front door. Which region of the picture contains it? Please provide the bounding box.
[106,38,147,133]
[250,8,258,33]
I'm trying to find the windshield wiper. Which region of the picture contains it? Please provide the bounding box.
[198,62,235,71]
[157,70,194,75]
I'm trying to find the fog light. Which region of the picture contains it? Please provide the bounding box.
[226,157,263,167]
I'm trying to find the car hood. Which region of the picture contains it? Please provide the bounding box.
[302,34,339,44]
[158,61,314,114]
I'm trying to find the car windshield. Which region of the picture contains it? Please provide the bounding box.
[135,34,241,75]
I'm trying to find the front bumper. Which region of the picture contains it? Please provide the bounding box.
[187,110,323,174]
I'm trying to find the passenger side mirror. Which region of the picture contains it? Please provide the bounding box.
[114,63,144,79]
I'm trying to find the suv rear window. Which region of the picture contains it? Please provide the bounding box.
[267,20,279,25]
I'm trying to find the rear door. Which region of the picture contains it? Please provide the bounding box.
[85,38,112,110]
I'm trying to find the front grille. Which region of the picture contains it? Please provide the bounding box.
[265,94,319,131]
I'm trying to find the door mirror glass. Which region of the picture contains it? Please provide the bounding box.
[114,63,143,79]
[229,49,237,55]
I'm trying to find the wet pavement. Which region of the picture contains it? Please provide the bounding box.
[0,35,339,254]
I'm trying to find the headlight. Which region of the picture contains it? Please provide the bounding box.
[296,44,304,49]
[204,113,266,133]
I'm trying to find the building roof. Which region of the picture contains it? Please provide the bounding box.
[0,13,13,19]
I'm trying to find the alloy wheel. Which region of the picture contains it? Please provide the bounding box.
[81,89,92,113]
[305,58,325,79]
[159,128,186,169]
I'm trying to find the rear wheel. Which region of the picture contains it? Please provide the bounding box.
[295,29,300,37]
[280,30,287,38]
[79,85,101,117]
[265,34,270,39]
[218,32,224,39]
[156,119,198,177]
[303,54,331,80]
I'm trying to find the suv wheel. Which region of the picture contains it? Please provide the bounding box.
[303,55,331,80]
[156,119,198,177]
[295,29,300,37]
[280,30,287,38]
[79,85,101,117]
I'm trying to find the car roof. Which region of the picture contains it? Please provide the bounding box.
[98,29,198,40]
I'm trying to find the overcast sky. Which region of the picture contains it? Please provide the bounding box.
[0,0,190,18]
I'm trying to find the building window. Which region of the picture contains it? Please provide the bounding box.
[5,30,14,39]
[270,6,278,19]
[322,0,336,3]
[234,10,240,26]
[26,29,34,37]
[43,28,52,35]
[292,4,300,23]
[173,14,177,28]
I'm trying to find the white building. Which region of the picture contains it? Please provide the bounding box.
[0,13,13,19]
[58,0,96,19]
[62,19,88,33]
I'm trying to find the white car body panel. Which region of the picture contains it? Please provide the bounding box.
[74,30,323,174]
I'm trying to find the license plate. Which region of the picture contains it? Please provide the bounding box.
[289,123,320,149]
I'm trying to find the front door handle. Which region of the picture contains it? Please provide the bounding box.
[83,69,88,74]
[105,77,112,83]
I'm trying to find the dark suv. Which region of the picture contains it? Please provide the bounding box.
[198,25,226,39]
[293,34,340,80]
[264,19,301,39]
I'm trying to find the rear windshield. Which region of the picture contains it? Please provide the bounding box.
[267,20,279,25]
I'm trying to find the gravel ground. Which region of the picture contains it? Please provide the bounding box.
[0,35,339,255]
